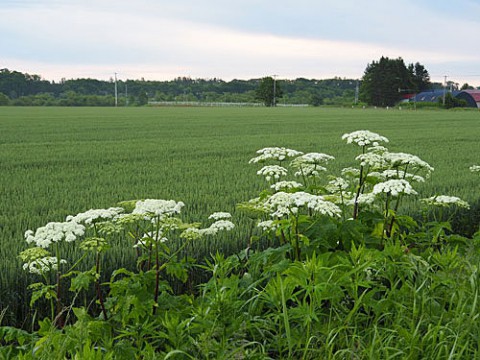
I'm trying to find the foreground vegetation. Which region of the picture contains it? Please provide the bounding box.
[1,124,480,358]
[0,107,479,329]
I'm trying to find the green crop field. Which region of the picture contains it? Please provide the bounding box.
[1,106,479,326]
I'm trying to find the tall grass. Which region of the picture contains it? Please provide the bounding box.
[0,106,479,326]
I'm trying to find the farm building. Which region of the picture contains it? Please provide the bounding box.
[413,89,480,108]
[456,90,480,108]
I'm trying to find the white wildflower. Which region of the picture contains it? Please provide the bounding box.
[368,145,389,154]
[348,193,377,206]
[249,147,303,163]
[325,177,350,193]
[66,207,124,225]
[257,165,288,182]
[291,153,333,177]
[342,130,389,147]
[293,163,326,177]
[200,220,235,235]
[365,172,386,182]
[355,152,386,169]
[264,192,295,218]
[385,152,434,173]
[372,179,418,197]
[22,256,67,275]
[421,195,470,209]
[271,180,303,192]
[142,231,168,242]
[257,220,278,232]
[132,199,185,220]
[25,221,85,248]
[382,170,425,183]
[265,192,341,218]
[291,152,335,166]
[208,212,232,221]
[470,165,480,173]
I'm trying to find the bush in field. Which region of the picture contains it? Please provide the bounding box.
[2,131,480,359]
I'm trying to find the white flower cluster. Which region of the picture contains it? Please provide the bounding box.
[25,221,86,248]
[270,180,303,192]
[293,164,326,178]
[368,145,389,154]
[132,199,185,219]
[249,147,303,163]
[200,220,235,235]
[143,231,168,242]
[257,220,278,232]
[208,212,232,221]
[22,256,67,275]
[385,152,434,173]
[355,152,386,169]
[326,177,350,193]
[66,207,124,225]
[372,179,418,197]
[381,170,425,183]
[342,130,389,147]
[291,152,335,166]
[257,165,288,182]
[180,219,235,239]
[470,165,480,173]
[264,191,341,218]
[421,195,470,209]
[348,193,376,206]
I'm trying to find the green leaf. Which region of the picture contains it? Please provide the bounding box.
[70,269,96,292]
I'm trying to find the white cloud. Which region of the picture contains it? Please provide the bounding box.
[1,0,480,85]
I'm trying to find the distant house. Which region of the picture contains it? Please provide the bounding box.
[413,89,480,108]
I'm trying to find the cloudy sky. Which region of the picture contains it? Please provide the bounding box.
[1,0,480,86]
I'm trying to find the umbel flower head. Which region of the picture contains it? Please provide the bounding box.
[24,221,86,248]
[421,195,470,209]
[470,165,480,173]
[19,247,67,275]
[271,180,304,192]
[342,130,389,147]
[208,212,232,221]
[264,191,341,218]
[66,207,124,225]
[249,147,303,163]
[372,179,418,197]
[291,152,335,166]
[132,199,185,220]
[384,152,434,174]
[22,256,67,275]
[257,165,288,182]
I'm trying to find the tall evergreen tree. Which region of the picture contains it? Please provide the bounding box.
[360,57,430,106]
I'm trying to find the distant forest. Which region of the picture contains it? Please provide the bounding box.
[0,67,451,107]
[0,68,363,107]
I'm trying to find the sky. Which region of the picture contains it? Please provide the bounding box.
[1,0,480,86]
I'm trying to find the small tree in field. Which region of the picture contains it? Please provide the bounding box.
[256,76,283,106]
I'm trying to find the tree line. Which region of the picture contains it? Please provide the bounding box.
[0,68,358,107]
[2,59,476,107]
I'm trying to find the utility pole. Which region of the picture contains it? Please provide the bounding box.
[354,80,359,105]
[272,75,278,107]
[114,72,118,107]
[125,83,128,107]
[443,75,447,106]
